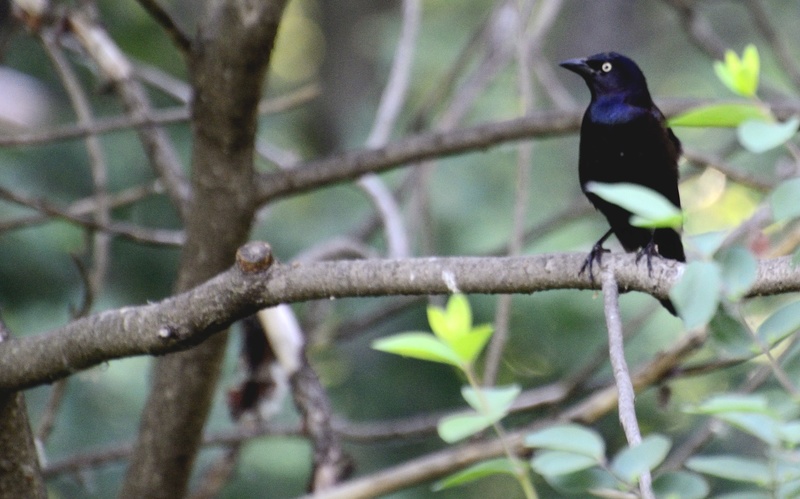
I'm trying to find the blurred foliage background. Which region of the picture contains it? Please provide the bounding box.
[1,0,798,497]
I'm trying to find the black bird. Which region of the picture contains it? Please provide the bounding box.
[560,52,685,314]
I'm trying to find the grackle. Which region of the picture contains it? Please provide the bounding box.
[560,52,684,314]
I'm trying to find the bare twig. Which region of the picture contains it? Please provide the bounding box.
[355,0,420,258]
[188,444,242,499]
[0,183,184,246]
[683,148,773,191]
[744,0,800,91]
[134,0,191,54]
[364,0,419,148]
[0,182,162,233]
[0,83,320,147]
[41,28,111,297]
[256,109,583,203]
[663,332,800,472]
[660,0,727,58]
[67,11,190,217]
[601,269,654,499]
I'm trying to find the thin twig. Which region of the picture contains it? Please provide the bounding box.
[134,0,191,54]
[744,0,800,91]
[0,183,183,246]
[41,28,111,297]
[355,0,420,258]
[188,445,242,499]
[438,1,520,128]
[660,0,727,58]
[663,332,800,472]
[67,11,190,216]
[601,269,654,499]
[683,148,773,192]
[0,182,162,233]
[0,83,320,147]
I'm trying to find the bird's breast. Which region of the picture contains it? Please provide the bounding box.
[587,99,645,125]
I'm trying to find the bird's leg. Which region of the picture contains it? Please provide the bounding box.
[635,235,659,276]
[580,229,613,283]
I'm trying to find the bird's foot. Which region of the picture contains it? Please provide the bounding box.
[635,239,659,277]
[580,243,610,283]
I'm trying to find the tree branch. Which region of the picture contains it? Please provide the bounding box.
[1,242,797,392]
[255,99,800,204]
[134,0,191,54]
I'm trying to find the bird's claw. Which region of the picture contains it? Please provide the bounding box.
[579,243,610,283]
[635,239,659,276]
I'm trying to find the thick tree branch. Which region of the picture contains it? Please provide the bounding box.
[1,243,797,392]
[0,320,46,498]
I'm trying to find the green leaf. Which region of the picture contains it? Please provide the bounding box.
[709,309,754,357]
[718,412,781,446]
[689,394,770,415]
[775,456,800,483]
[428,295,472,343]
[524,424,606,461]
[685,231,728,259]
[630,213,684,229]
[738,117,799,154]
[610,434,671,484]
[771,177,800,222]
[372,332,462,367]
[585,182,683,229]
[427,306,456,344]
[531,450,598,477]
[542,467,616,494]
[717,246,758,300]
[445,293,471,334]
[714,493,771,499]
[757,300,800,346]
[778,420,800,446]
[668,102,769,128]
[461,384,520,418]
[432,458,519,491]
[452,323,494,364]
[652,471,710,499]
[437,411,497,443]
[669,261,722,329]
[427,295,493,364]
[686,455,771,485]
[780,480,800,499]
[714,44,760,97]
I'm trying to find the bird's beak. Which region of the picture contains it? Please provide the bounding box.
[559,57,591,76]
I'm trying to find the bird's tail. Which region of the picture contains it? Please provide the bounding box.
[654,228,684,316]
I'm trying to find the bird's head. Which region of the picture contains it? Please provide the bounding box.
[559,52,651,103]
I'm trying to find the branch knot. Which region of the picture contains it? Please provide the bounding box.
[236,241,274,273]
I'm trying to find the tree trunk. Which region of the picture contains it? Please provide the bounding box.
[119,2,288,497]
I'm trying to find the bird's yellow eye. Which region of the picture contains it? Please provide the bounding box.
[601,62,612,72]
